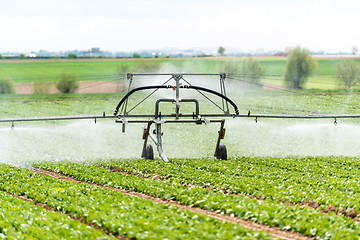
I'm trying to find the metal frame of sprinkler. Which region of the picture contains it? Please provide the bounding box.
[113,73,239,162]
[3,72,360,162]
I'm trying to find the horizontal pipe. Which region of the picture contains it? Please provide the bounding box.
[2,112,360,124]
[237,114,360,119]
[155,98,199,118]
[115,113,360,119]
[116,119,225,124]
[0,115,117,123]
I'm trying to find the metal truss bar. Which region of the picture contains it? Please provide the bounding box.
[180,77,226,113]
[125,76,174,114]
[128,73,222,76]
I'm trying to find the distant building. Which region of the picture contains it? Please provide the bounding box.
[82,47,102,57]
[274,52,286,57]
[91,48,100,53]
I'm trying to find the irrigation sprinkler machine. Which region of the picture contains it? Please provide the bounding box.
[2,72,360,162]
[114,73,239,162]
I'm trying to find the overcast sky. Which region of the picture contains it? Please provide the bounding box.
[0,0,359,53]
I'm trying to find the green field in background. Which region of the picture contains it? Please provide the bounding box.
[2,87,360,119]
[0,57,359,89]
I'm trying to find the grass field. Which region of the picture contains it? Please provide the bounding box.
[1,57,359,90]
[0,58,220,83]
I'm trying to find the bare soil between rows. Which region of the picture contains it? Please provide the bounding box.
[32,168,315,240]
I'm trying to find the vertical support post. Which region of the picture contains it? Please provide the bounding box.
[156,122,169,162]
[141,121,152,158]
[214,120,225,157]
[220,73,229,114]
[173,74,182,119]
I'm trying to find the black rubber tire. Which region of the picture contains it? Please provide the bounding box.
[145,144,154,160]
[216,144,227,160]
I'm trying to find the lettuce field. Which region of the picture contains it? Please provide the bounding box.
[2,156,360,239]
[2,58,360,239]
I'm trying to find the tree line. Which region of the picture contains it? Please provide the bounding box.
[220,46,360,89]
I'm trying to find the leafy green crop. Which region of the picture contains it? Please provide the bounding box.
[33,160,360,239]
[99,157,360,211]
[0,164,274,240]
[0,191,111,239]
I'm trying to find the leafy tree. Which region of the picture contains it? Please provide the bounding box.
[240,58,265,85]
[132,53,141,58]
[0,76,15,94]
[0,54,3,59]
[284,46,316,89]
[222,61,238,76]
[222,58,265,87]
[67,53,77,59]
[56,72,79,93]
[217,46,225,56]
[19,53,26,59]
[336,60,360,88]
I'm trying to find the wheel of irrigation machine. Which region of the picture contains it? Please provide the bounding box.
[145,144,154,160]
[216,144,227,160]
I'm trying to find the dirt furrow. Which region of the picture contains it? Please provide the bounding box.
[5,190,127,240]
[32,168,315,240]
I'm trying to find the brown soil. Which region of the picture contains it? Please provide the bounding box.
[151,175,163,181]
[32,168,315,240]
[298,200,320,210]
[16,81,283,94]
[321,204,359,220]
[322,204,336,213]
[109,166,133,175]
[5,191,127,240]
[16,81,125,94]
[263,83,285,90]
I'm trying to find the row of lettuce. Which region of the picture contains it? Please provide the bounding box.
[33,160,360,239]
[98,157,360,212]
[0,190,112,239]
[0,164,274,239]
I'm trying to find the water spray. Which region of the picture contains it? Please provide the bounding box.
[2,73,360,162]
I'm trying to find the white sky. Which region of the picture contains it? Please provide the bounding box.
[0,0,359,53]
